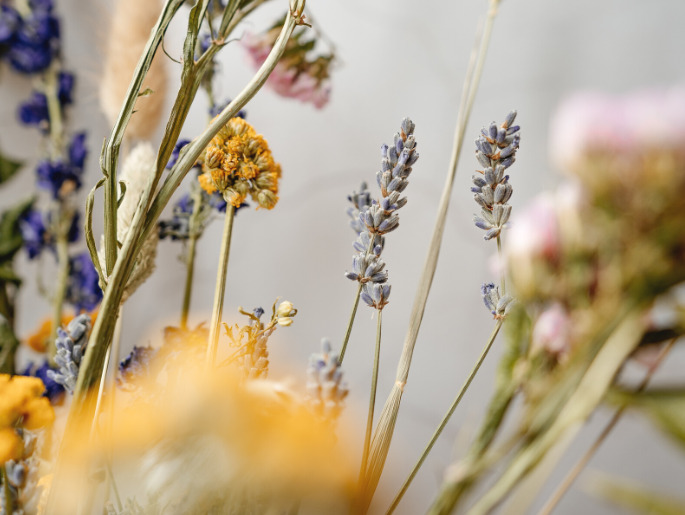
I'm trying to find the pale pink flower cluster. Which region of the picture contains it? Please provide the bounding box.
[242,32,331,109]
[531,303,572,360]
[549,87,685,171]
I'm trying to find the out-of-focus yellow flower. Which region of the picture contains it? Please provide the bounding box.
[199,117,282,210]
[0,375,54,463]
[25,311,98,353]
[25,316,72,353]
[52,349,355,514]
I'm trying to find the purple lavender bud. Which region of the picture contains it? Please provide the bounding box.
[378,215,399,233]
[380,143,389,159]
[496,128,506,144]
[481,283,497,312]
[472,174,487,188]
[474,194,489,209]
[484,228,500,240]
[345,272,358,281]
[401,117,415,135]
[388,147,399,166]
[484,167,496,185]
[360,290,374,307]
[406,151,419,166]
[506,125,520,135]
[394,135,403,154]
[500,156,515,169]
[473,216,491,231]
[488,123,498,141]
[503,110,517,129]
[476,151,491,169]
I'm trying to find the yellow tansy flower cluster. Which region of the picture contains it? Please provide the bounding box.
[0,375,54,463]
[198,117,281,210]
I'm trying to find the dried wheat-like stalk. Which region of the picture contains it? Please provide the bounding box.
[99,0,168,140]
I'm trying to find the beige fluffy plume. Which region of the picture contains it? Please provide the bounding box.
[99,143,159,301]
[100,0,167,140]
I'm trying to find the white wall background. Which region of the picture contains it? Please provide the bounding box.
[2,1,685,513]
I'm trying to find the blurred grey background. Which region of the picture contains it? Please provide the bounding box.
[1,0,685,513]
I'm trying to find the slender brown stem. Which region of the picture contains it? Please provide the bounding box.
[537,338,677,515]
[206,205,236,367]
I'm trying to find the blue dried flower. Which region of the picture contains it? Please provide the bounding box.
[46,314,91,394]
[6,7,60,74]
[159,188,237,241]
[18,91,49,128]
[472,111,519,240]
[0,6,21,46]
[19,209,49,259]
[22,360,65,404]
[65,251,102,313]
[345,118,418,311]
[306,338,348,420]
[36,132,87,197]
[480,282,513,318]
[167,139,191,170]
[118,345,157,387]
[210,98,246,119]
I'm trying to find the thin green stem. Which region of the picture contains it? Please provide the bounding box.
[206,204,236,367]
[180,235,198,330]
[386,319,503,514]
[359,309,383,483]
[537,337,676,515]
[496,235,505,296]
[340,238,375,363]
[44,64,64,161]
[339,282,362,363]
[360,1,501,506]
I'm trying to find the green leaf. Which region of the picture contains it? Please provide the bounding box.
[0,151,23,185]
[0,263,22,285]
[608,387,685,451]
[0,197,34,262]
[0,314,19,374]
[587,473,685,515]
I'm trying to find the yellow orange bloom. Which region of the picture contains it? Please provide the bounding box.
[0,375,54,463]
[199,117,281,209]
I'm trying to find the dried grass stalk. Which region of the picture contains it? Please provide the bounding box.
[99,0,167,140]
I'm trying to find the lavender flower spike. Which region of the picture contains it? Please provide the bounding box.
[306,338,349,420]
[472,111,520,240]
[46,314,92,393]
[481,283,513,319]
[345,118,419,310]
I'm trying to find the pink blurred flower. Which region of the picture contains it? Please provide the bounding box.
[531,303,572,359]
[507,191,560,262]
[549,87,685,171]
[242,32,332,109]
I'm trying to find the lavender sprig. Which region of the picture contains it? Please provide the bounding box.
[46,314,91,393]
[481,282,513,319]
[339,119,418,361]
[306,338,349,420]
[472,111,520,240]
[345,118,419,299]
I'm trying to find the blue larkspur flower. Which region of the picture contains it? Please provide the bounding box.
[210,98,246,119]
[65,252,102,313]
[18,91,49,127]
[19,209,49,259]
[167,139,191,170]
[36,132,87,198]
[0,6,21,46]
[6,6,60,74]
[118,345,157,386]
[22,361,65,404]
